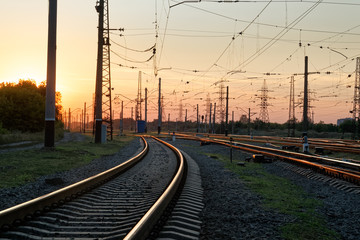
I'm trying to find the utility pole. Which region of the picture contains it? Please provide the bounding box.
[213,103,216,134]
[95,0,113,142]
[232,111,234,134]
[225,86,229,136]
[120,101,123,135]
[185,109,187,131]
[68,108,71,131]
[83,102,86,133]
[158,78,162,134]
[248,108,251,135]
[44,0,57,148]
[204,115,206,133]
[81,110,83,132]
[94,0,104,143]
[352,57,360,139]
[145,88,148,133]
[303,56,309,132]
[168,113,170,132]
[288,76,295,137]
[131,107,134,131]
[197,104,199,133]
[209,103,212,133]
[136,71,142,122]
[179,99,183,127]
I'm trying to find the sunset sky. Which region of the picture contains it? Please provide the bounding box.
[1,1,360,124]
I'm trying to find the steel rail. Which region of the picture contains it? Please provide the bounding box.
[124,136,186,240]
[212,138,360,172]
[0,136,149,229]
[177,132,360,154]
[213,135,360,154]
[176,133,360,170]
[176,134,360,185]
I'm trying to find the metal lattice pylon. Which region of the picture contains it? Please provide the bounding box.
[353,57,360,138]
[136,71,142,122]
[258,79,272,123]
[218,83,226,123]
[288,76,296,137]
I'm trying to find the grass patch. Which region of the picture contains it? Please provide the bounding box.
[205,153,339,240]
[324,151,360,161]
[0,135,135,188]
[0,132,43,145]
[0,125,64,146]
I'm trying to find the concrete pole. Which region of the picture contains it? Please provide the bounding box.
[225,86,229,136]
[248,108,251,136]
[204,115,207,133]
[68,108,71,131]
[81,110,83,133]
[145,88,148,133]
[95,0,104,143]
[83,102,86,133]
[232,110,234,134]
[131,107,134,131]
[209,103,212,133]
[44,0,57,148]
[168,113,170,132]
[197,104,199,133]
[185,109,187,131]
[158,78,162,134]
[213,103,216,134]
[303,56,309,132]
[120,101,123,135]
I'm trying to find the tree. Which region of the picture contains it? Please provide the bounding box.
[0,79,62,132]
[339,119,354,134]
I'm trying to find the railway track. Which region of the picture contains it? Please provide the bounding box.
[178,132,360,156]
[0,136,201,239]
[174,133,360,186]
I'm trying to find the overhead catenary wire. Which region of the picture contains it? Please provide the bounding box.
[180,0,273,86]
[193,0,359,5]
[169,1,360,36]
[225,0,323,76]
[111,50,154,63]
[110,40,155,53]
[102,0,360,124]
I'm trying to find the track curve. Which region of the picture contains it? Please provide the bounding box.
[0,136,188,240]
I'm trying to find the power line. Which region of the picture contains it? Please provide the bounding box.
[226,0,323,76]
[169,1,360,36]
[110,40,155,52]
[111,50,154,63]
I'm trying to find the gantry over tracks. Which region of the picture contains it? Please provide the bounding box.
[174,133,360,186]
[0,136,188,239]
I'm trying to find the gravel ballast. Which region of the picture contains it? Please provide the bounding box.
[265,162,360,239]
[0,136,143,211]
[169,138,360,240]
[1,136,360,239]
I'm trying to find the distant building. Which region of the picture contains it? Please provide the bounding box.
[337,118,353,126]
